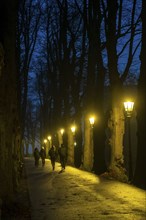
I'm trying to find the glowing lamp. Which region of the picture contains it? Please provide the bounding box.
[71,126,76,133]
[60,129,64,135]
[47,135,51,141]
[89,117,95,126]
[124,101,134,117]
[44,139,47,143]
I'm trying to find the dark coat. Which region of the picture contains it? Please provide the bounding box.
[34,148,40,160]
[49,147,57,159]
[40,148,46,159]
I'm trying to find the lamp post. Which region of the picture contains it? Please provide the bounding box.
[71,125,76,135]
[89,116,95,168]
[60,128,64,135]
[44,139,47,144]
[124,101,134,181]
[68,125,76,165]
[60,128,64,144]
[71,125,76,145]
[89,117,95,128]
[43,139,47,155]
[47,135,51,150]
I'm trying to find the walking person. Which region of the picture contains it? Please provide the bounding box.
[48,145,57,170]
[33,147,40,167]
[58,144,67,171]
[39,146,46,167]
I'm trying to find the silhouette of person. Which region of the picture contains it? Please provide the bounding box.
[49,145,57,170]
[33,147,40,167]
[39,146,46,166]
[58,144,67,170]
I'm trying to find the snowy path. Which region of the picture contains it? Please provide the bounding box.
[25,157,146,220]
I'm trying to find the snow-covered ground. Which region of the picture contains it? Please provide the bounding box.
[25,157,146,220]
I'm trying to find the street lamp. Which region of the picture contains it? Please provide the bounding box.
[124,101,134,117]
[47,135,51,149]
[71,125,76,147]
[74,142,77,146]
[89,116,95,128]
[124,100,134,181]
[89,116,95,169]
[60,128,64,144]
[71,125,76,134]
[43,139,47,154]
[60,128,64,135]
[47,135,51,141]
[44,139,47,144]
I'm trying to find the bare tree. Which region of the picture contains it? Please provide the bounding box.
[31,0,142,181]
[106,0,141,181]
[17,0,42,138]
[25,99,39,155]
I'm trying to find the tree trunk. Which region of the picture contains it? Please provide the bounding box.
[133,0,146,189]
[0,0,20,202]
[106,0,128,181]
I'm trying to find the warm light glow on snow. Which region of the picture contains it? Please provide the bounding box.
[25,158,146,220]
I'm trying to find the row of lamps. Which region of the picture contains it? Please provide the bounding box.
[43,101,134,180]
